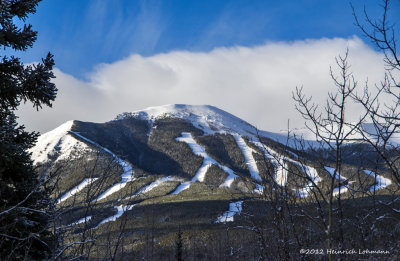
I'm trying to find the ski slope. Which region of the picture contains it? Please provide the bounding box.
[171,132,238,194]
[70,132,135,202]
[96,204,135,228]
[233,134,261,181]
[136,176,183,195]
[363,170,392,191]
[57,178,98,204]
[216,201,243,223]
[324,166,349,196]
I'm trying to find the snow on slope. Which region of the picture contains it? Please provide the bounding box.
[171,132,238,194]
[96,204,135,228]
[324,166,346,181]
[69,132,135,202]
[57,178,98,204]
[295,165,321,198]
[33,105,324,200]
[363,170,392,191]
[253,141,288,186]
[117,104,251,136]
[275,159,288,186]
[117,104,293,144]
[324,166,349,196]
[254,141,322,196]
[67,216,92,227]
[29,120,89,165]
[233,134,261,181]
[171,182,191,194]
[216,201,243,223]
[136,176,183,195]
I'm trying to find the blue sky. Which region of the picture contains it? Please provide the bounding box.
[13,0,399,133]
[12,0,392,79]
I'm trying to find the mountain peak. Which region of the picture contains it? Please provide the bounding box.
[115,104,258,136]
[117,104,230,120]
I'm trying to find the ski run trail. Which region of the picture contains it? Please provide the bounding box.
[232,134,262,181]
[96,204,136,228]
[57,178,98,204]
[253,140,322,197]
[324,166,349,196]
[363,170,392,191]
[171,132,238,194]
[216,201,243,223]
[69,132,135,202]
[135,176,183,195]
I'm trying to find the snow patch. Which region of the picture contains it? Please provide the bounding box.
[254,184,264,194]
[275,159,288,186]
[216,201,243,223]
[324,166,349,196]
[57,178,98,204]
[69,216,92,227]
[363,170,392,191]
[171,182,191,195]
[96,204,135,228]
[332,186,348,197]
[324,166,346,181]
[294,165,321,198]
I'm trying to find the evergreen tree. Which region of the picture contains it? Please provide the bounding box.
[0,0,57,259]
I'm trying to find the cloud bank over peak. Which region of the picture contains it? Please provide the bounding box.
[18,36,384,133]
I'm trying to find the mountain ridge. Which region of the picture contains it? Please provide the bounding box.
[31,104,295,165]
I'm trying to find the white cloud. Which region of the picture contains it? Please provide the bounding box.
[17,36,385,134]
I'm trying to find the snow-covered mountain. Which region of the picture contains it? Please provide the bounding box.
[31,104,303,169]
[31,104,391,199]
[31,104,397,260]
[31,104,393,257]
[31,104,276,162]
[30,120,89,165]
